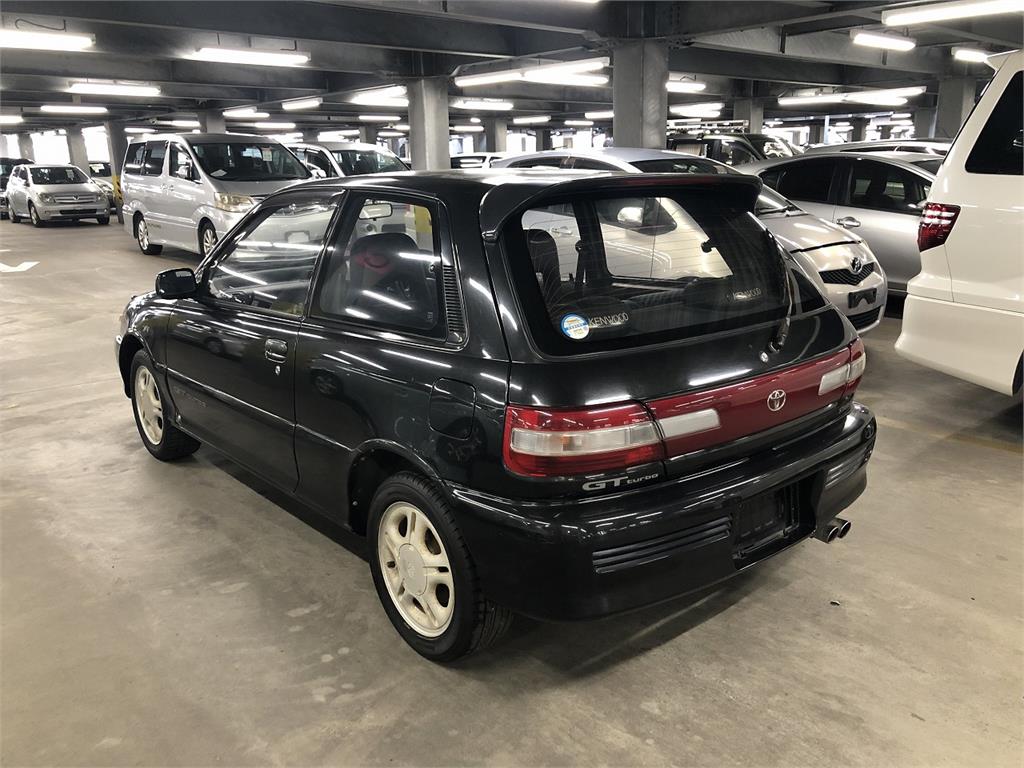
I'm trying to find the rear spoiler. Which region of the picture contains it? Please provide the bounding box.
[479,173,763,242]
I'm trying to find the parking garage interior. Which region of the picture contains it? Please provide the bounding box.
[1,2,1022,766]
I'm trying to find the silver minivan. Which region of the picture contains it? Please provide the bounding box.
[285,141,407,178]
[121,133,310,257]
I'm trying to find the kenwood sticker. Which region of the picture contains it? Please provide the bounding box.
[590,312,629,329]
[560,314,590,339]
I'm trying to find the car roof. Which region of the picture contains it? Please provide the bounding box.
[129,132,270,143]
[278,169,762,240]
[496,147,703,164]
[290,141,384,152]
[744,151,937,176]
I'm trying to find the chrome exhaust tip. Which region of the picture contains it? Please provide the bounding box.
[814,523,840,543]
[835,517,852,539]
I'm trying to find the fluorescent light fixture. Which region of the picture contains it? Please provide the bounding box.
[359,114,402,122]
[40,104,108,114]
[851,31,916,51]
[124,126,155,134]
[168,120,201,128]
[190,46,309,67]
[454,71,523,88]
[68,82,161,97]
[470,117,482,124]
[395,124,410,130]
[953,46,991,62]
[0,29,94,51]
[844,86,924,105]
[318,130,360,140]
[512,115,550,125]
[378,130,405,138]
[892,112,912,119]
[455,57,608,88]
[451,125,485,132]
[0,115,24,125]
[584,110,615,119]
[267,132,302,141]
[255,121,296,130]
[452,99,513,111]
[223,107,269,118]
[666,79,707,93]
[883,0,1024,25]
[350,86,408,107]
[669,102,725,117]
[778,92,845,106]
[523,71,608,86]
[281,97,322,111]
[565,119,594,126]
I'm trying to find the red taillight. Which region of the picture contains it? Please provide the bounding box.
[918,202,960,252]
[503,402,664,477]
[845,338,866,396]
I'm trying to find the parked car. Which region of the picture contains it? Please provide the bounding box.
[804,139,951,157]
[0,156,33,219]
[286,141,408,178]
[897,51,1024,395]
[744,151,938,294]
[116,171,876,661]
[666,133,801,165]
[450,152,513,169]
[87,161,116,211]
[5,163,110,226]
[121,132,311,258]
[492,148,887,332]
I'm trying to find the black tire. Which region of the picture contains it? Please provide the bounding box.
[129,350,200,461]
[9,206,20,224]
[135,215,163,255]
[368,472,512,662]
[199,221,218,258]
[97,216,110,225]
[28,203,44,227]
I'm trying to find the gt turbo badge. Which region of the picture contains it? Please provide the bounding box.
[560,313,590,340]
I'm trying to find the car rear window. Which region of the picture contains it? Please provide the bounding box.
[505,191,792,354]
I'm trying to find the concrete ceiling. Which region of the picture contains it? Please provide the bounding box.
[0,0,1019,132]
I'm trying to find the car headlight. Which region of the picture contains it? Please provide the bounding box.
[214,193,255,213]
[39,193,55,204]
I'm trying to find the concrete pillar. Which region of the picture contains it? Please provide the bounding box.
[358,125,378,144]
[732,99,764,133]
[301,129,318,142]
[851,118,869,142]
[66,127,90,171]
[935,77,977,139]
[878,125,892,140]
[808,124,824,144]
[535,128,553,151]
[612,39,669,149]
[198,111,226,133]
[912,106,937,139]
[16,133,34,161]
[407,76,450,170]
[482,118,507,153]
[104,121,128,176]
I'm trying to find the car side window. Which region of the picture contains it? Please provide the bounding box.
[206,199,336,316]
[124,143,146,174]
[966,70,1023,176]
[168,144,193,180]
[570,157,617,171]
[314,196,445,337]
[716,140,757,166]
[509,157,564,168]
[847,161,930,214]
[771,160,835,203]
[306,150,334,177]
[141,141,167,177]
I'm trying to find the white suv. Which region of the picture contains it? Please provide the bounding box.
[896,51,1024,396]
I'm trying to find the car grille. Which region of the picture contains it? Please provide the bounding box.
[848,306,882,330]
[58,209,97,215]
[51,194,97,205]
[592,516,732,574]
[820,262,876,285]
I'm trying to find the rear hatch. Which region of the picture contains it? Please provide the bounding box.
[492,175,864,488]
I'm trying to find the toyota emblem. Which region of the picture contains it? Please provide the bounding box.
[850,256,863,274]
[767,389,787,412]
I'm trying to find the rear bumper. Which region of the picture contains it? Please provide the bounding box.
[450,403,876,621]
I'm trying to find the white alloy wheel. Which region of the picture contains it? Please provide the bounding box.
[134,366,164,444]
[138,218,150,250]
[29,204,39,225]
[201,226,217,257]
[377,501,455,638]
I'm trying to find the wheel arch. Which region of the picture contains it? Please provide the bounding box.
[118,334,146,397]
[346,441,448,536]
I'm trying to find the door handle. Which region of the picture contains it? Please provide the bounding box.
[550,225,575,237]
[264,338,289,363]
[837,216,861,229]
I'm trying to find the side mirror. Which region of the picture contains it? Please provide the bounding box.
[155,268,198,299]
[617,206,644,227]
[175,162,195,181]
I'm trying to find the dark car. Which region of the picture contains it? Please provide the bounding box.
[1,156,33,218]
[116,171,876,661]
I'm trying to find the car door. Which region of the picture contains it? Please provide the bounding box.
[760,158,839,223]
[8,167,27,214]
[163,191,338,490]
[162,142,204,248]
[136,141,169,240]
[833,158,931,293]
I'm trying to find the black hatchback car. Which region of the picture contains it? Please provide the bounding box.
[116,171,876,661]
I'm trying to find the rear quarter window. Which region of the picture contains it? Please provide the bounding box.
[124,143,146,175]
[966,70,1023,176]
[505,191,797,355]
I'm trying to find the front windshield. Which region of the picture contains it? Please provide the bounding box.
[191,142,309,182]
[754,186,801,215]
[632,157,731,174]
[30,166,90,185]
[331,149,407,175]
[89,162,111,177]
[748,136,796,158]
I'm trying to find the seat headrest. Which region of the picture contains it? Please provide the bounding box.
[351,232,418,274]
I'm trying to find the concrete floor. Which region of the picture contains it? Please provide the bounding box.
[2,219,1021,767]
